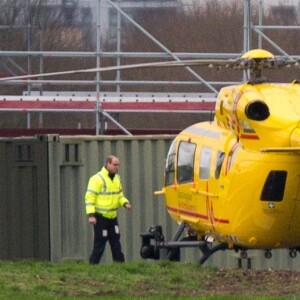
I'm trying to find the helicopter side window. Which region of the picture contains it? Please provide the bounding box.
[177,141,196,183]
[200,147,212,179]
[215,151,225,179]
[260,171,287,202]
[165,140,177,186]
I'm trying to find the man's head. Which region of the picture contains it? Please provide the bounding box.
[105,155,120,174]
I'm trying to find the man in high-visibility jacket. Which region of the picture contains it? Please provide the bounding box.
[85,155,132,264]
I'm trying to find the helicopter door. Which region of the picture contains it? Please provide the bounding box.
[198,147,213,200]
[198,147,222,227]
[165,139,177,187]
[177,141,196,184]
[176,141,196,223]
[199,147,212,180]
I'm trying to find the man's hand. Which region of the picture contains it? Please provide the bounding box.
[88,216,97,225]
[124,203,132,210]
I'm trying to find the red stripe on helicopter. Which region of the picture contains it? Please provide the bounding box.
[225,142,240,175]
[240,133,259,140]
[166,205,229,224]
[232,91,243,133]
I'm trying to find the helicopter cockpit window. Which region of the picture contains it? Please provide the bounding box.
[215,151,225,179]
[165,140,177,186]
[260,171,287,202]
[200,147,212,179]
[245,100,270,121]
[177,141,196,183]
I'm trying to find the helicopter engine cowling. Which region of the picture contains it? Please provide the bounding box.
[215,82,300,150]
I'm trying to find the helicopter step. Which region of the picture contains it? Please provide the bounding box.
[232,252,256,269]
[140,223,228,264]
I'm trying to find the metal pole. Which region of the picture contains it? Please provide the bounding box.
[243,0,250,53]
[27,112,31,129]
[252,27,293,58]
[95,0,101,135]
[39,20,44,96]
[0,50,240,59]
[243,0,251,81]
[0,79,240,86]
[258,0,263,48]
[26,0,32,95]
[107,0,218,94]
[116,0,121,93]
[102,111,132,136]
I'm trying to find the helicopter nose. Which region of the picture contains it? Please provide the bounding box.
[290,127,300,147]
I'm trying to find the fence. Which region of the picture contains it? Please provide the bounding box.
[0,134,176,263]
[1,134,300,270]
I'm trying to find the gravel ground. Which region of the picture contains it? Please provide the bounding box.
[203,268,300,296]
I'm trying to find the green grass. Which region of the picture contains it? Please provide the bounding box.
[0,259,299,299]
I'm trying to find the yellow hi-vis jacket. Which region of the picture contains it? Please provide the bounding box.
[85,167,129,219]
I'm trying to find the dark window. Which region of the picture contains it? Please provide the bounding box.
[177,141,196,183]
[215,151,225,179]
[260,171,287,201]
[165,140,176,186]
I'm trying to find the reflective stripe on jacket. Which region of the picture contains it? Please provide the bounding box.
[85,166,129,219]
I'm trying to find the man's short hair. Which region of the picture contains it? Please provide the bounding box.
[106,155,117,164]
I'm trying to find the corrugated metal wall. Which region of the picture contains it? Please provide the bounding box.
[1,134,300,270]
[0,136,50,260]
[47,135,178,264]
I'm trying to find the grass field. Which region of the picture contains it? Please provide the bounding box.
[0,259,300,299]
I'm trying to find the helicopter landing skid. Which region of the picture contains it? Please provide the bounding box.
[140,223,228,264]
[198,242,228,264]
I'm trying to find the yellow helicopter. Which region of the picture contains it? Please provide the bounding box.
[139,49,300,264]
[2,48,300,264]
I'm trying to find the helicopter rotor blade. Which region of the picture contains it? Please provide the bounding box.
[0,56,298,82]
[0,59,236,82]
